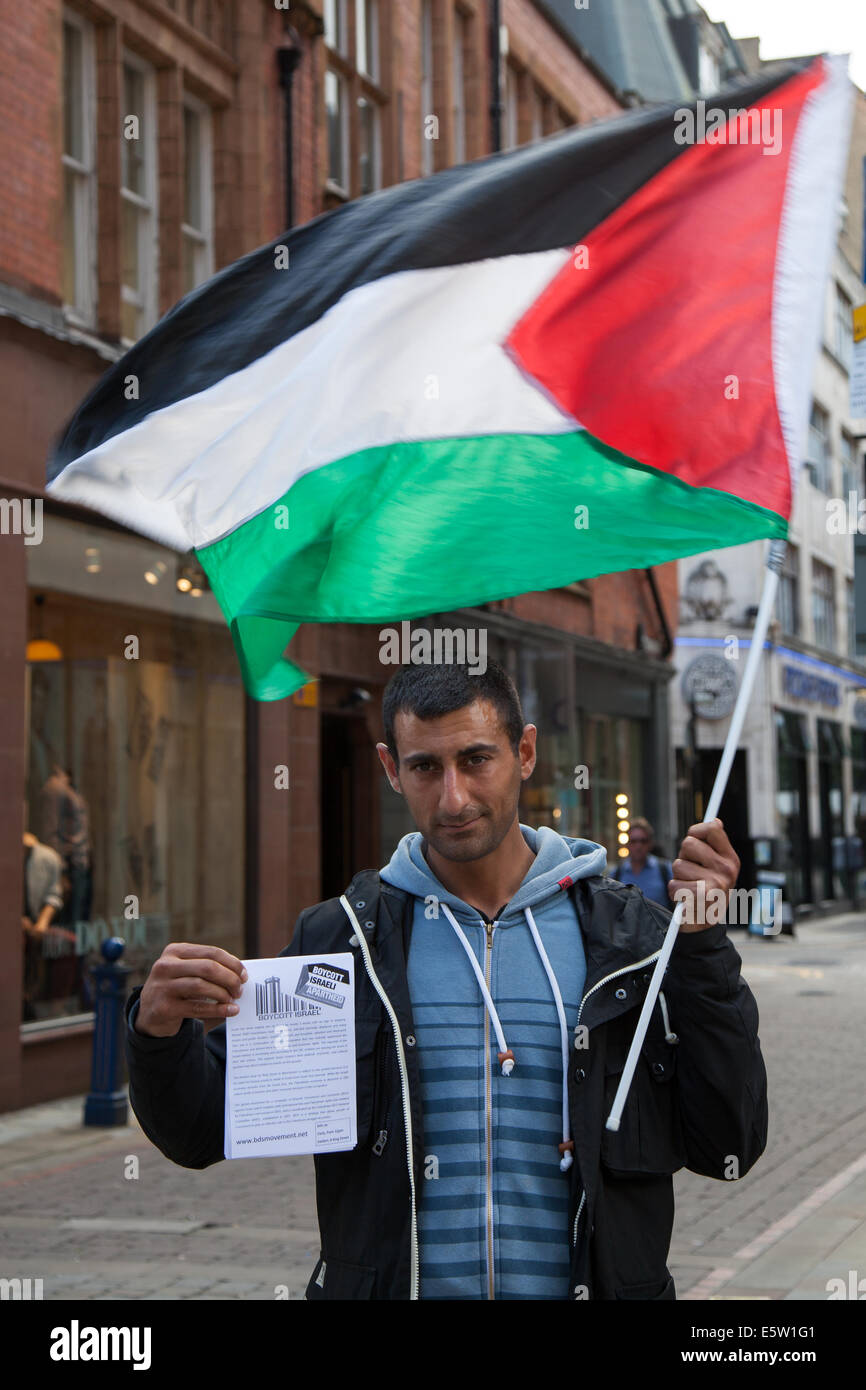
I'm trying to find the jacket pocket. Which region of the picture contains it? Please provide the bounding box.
[615,1273,675,1300]
[600,1027,685,1176]
[305,1254,377,1300]
[354,1014,383,1151]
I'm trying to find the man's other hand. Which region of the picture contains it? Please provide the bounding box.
[135,943,247,1037]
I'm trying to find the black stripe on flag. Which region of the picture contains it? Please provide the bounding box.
[49,59,811,480]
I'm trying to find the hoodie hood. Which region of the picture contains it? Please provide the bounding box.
[379,822,607,925]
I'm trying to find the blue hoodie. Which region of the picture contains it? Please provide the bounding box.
[379,822,608,1301]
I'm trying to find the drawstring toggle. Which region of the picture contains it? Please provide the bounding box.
[498,1049,515,1077]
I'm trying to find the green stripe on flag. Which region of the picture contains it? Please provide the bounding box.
[196,430,788,701]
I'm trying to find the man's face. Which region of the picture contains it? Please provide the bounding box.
[628,827,650,867]
[376,698,536,863]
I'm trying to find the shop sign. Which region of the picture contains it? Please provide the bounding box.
[782,665,839,707]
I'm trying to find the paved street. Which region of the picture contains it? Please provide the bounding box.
[2,912,865,1301]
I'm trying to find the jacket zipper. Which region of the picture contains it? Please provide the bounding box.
[342,896,419,1300]
[571,948,663,1250]
[482,917,496,1302]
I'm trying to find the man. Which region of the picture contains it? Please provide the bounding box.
[125,660,767,1301]
[611,816,673,908]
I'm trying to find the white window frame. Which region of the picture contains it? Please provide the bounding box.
[356,0,379,83]
[61,8,97,327]
[503,63,519,150]
[120,50,159,344]
[181,93,214,293]
[325,68,350,196]
[324,0,348,57]
[420,0,434,177]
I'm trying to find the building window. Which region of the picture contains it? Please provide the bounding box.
[420,0,434,176]
[529,83,544,143]
[811,558,836,651]
[776,542,800,637]
[325,68,350,194]
[503,64,519,150]
[356,0,379,82]
[181,97,214,294]
[806,402,832,494]
[61,10,97,325]
[841,429,859,501]
[834,284,853,372]
[698,45,720,94]
[324,0,348,56]
[358,96,381,195]
[120,54,158,342]
[848,579,857,656]
[453,8,468,164]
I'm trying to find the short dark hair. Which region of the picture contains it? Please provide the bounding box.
[382,659,524,764]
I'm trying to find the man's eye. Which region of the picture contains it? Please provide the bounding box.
[467,755,489,766]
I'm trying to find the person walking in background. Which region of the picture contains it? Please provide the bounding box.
[611,817,673,909]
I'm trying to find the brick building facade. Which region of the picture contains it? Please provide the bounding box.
[1,0,676,1111]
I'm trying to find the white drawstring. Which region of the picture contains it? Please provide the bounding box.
[439,901,572,1168]
[524,907,573,1173]
[439,904,514,1074]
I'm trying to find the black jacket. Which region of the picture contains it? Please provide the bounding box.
[124,869,768,1300]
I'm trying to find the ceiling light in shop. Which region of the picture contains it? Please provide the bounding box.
[176,556,209,596]
[84,546,101,574]
[144,560,168,585]
[615,793,628,805]
[618,832,629,845]
[618,847,629,858]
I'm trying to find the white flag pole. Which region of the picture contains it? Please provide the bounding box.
[605,537,787,1132]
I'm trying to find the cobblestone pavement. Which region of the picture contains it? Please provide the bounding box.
[1,914,865,1301]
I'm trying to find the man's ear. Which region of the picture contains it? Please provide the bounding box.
[376,742,402,795]
[519,724,537,782]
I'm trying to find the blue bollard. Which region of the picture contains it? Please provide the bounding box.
[83,937,131,1126]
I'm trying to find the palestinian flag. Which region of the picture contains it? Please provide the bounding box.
[48,55,851,700]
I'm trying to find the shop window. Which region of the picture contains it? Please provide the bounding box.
[775,709,811,906]
[61,9,97,325]
[22,514,245,1025]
